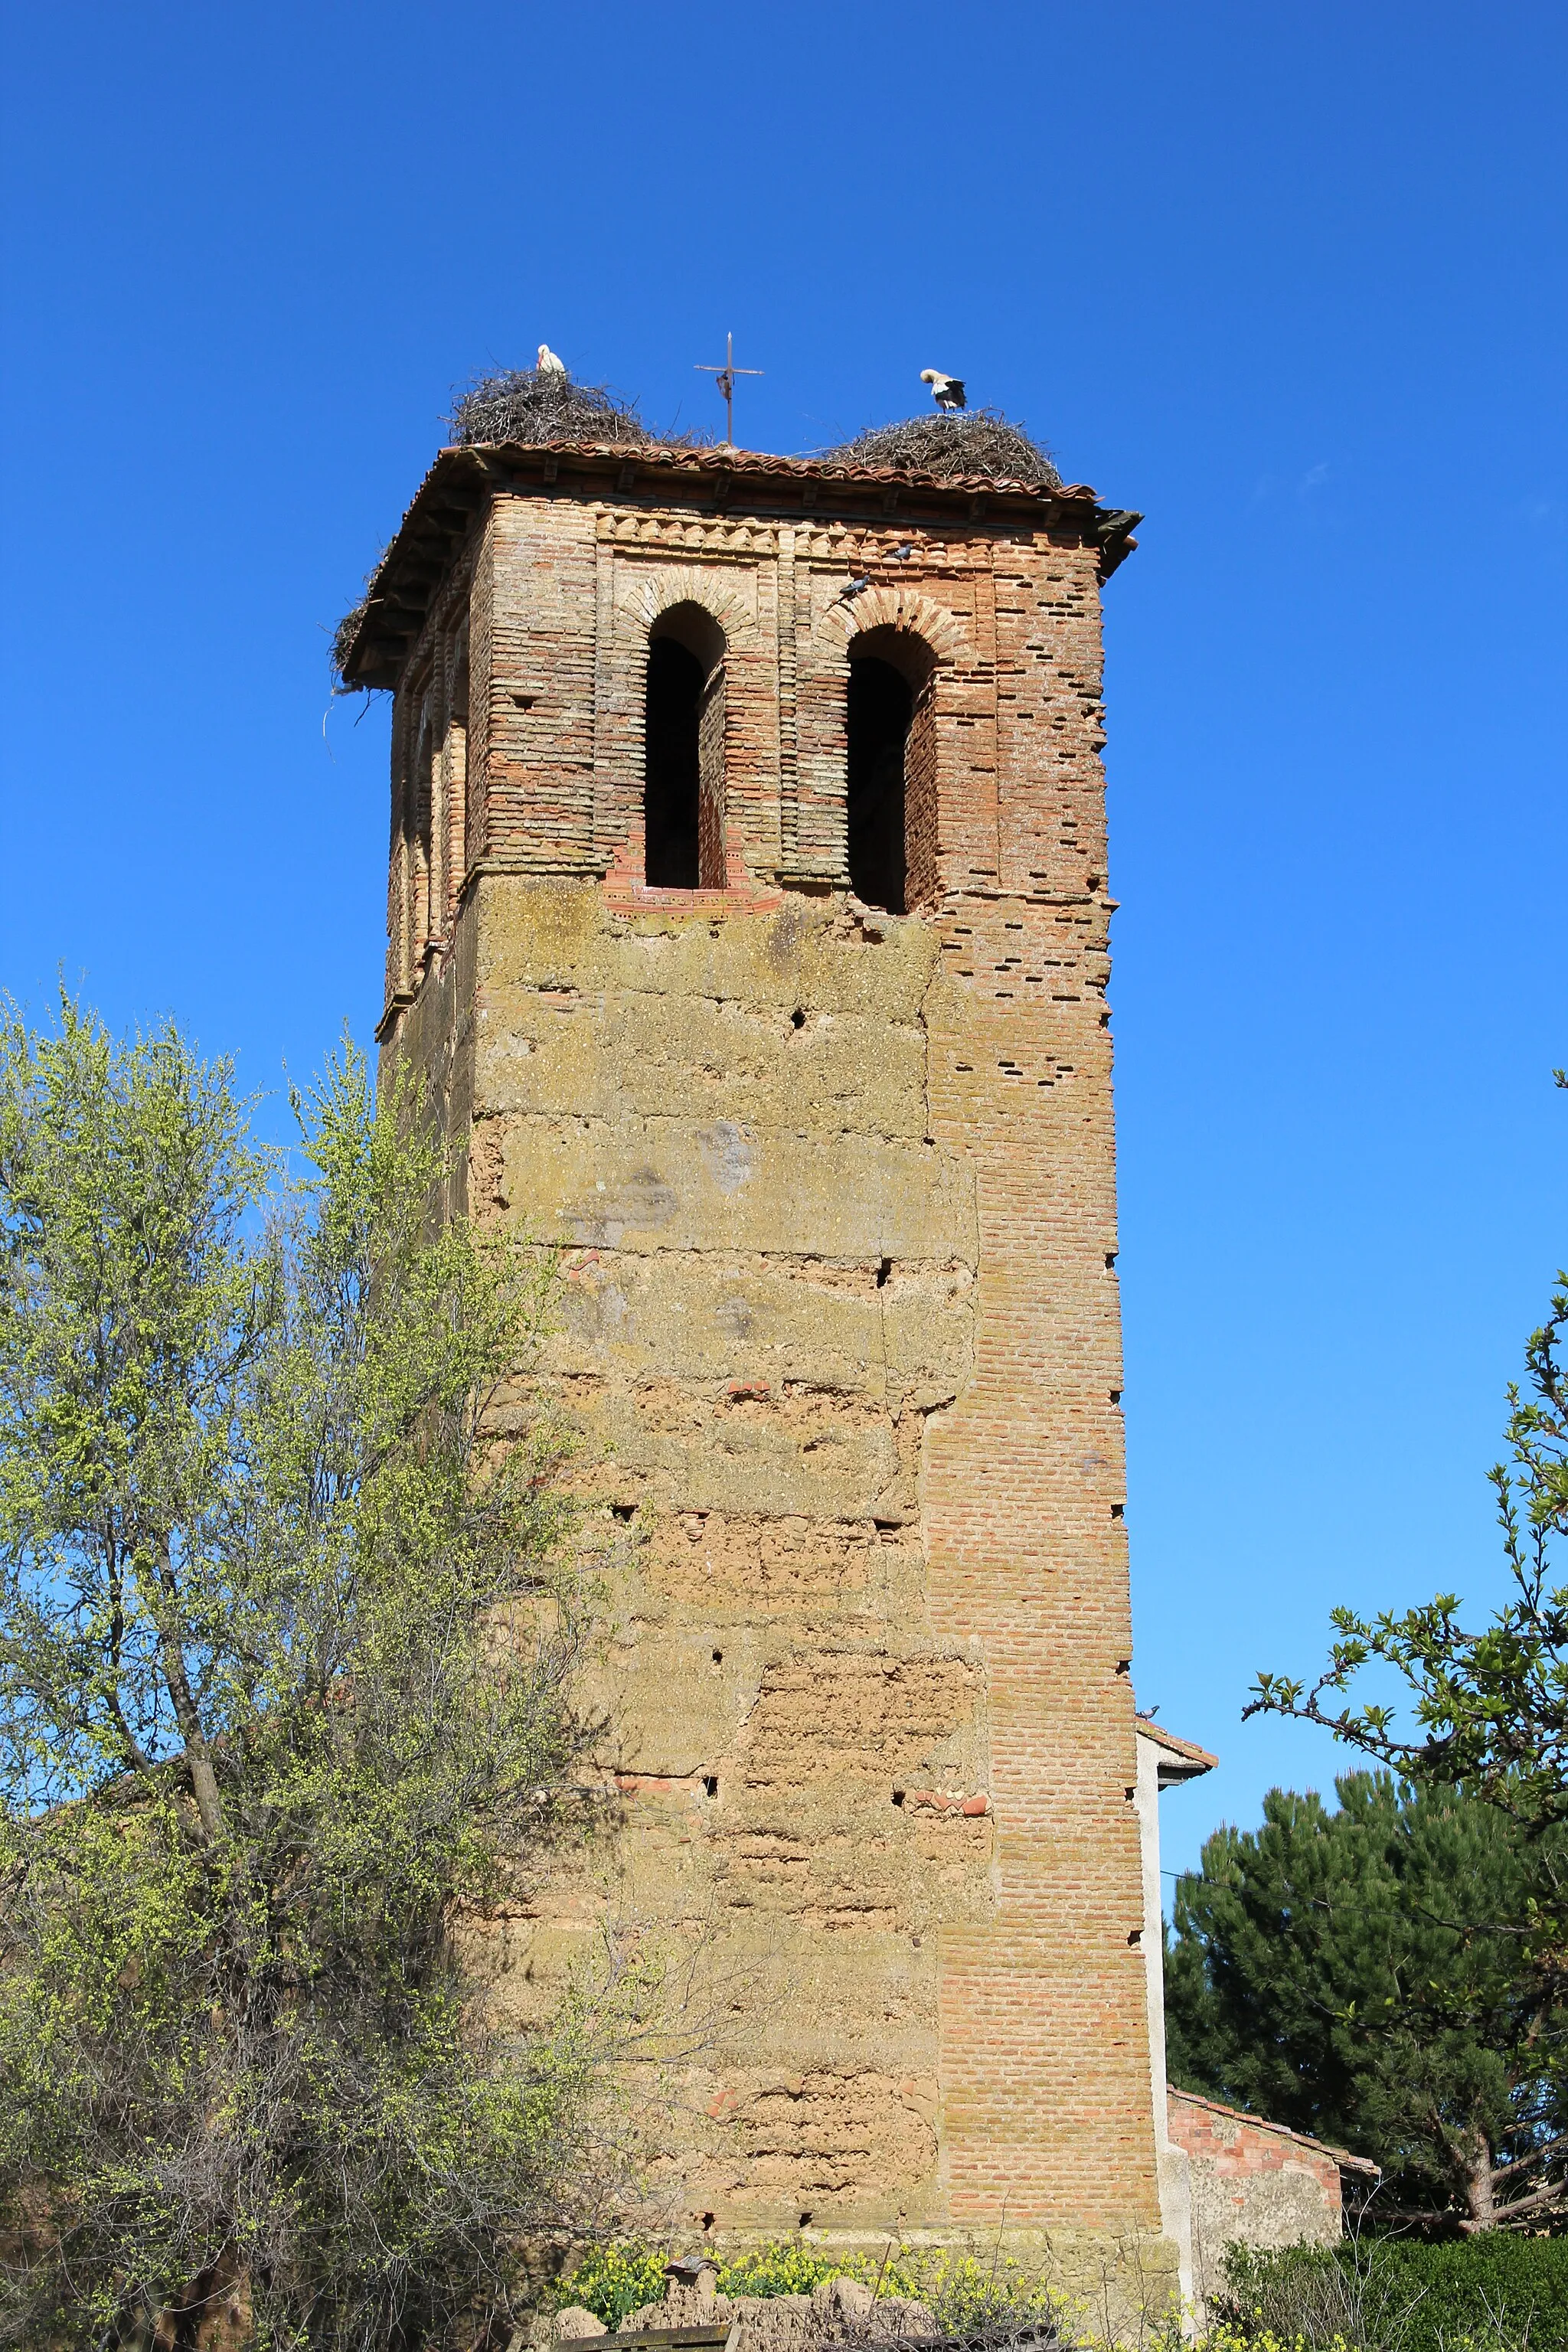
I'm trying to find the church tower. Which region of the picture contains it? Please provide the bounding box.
[338,408,1171,2306]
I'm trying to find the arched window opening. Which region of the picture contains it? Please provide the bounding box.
[412,686,436,957]
[645,603,727,888]
[847,629,937,914]
[645,639,702,887]
[445,629,469,929]
[847,657,910,912]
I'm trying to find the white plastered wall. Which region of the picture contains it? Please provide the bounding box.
[1134,1726,1196,2324]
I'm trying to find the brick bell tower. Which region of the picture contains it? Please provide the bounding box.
[338,410,1169,2302]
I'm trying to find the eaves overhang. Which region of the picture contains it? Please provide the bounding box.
[335,438,1143,693]
[1135,1716,1219,1787]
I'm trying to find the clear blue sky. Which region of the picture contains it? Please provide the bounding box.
[2,2,1563,1880]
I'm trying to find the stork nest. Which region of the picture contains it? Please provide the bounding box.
[827,409,1060,488]
[331,596,370,685]
[446,368,651,449]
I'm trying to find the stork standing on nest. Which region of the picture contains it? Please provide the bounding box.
[920,368,966,412]
[537,343,567,377]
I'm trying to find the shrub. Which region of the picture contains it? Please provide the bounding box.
[890,2249,1062,2334]
[550,2239,1067,2334]
[1218,2236,1568,2352]
[550,2239,877,2324]
[550,2241,671,2327]
[718,2244,865,2301]
[1357,2235,1568,2352]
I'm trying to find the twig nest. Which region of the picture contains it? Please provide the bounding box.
[330,594,370,687]
[828,410,1060,488]
[448,368,649,448]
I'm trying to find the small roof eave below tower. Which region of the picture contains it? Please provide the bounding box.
[335,439,1139,694]
[1135,1714,1219,1788]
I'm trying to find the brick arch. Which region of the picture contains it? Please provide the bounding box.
[829,593,967,916]
[817,583,973,667]
[617,565,758,650]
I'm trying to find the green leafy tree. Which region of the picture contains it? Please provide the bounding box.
[1165,1773,1568,2228]
[0,998,626,2350]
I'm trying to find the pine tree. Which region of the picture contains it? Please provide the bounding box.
[1166,1773,1568,2227]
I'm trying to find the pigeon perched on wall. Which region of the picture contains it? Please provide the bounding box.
[920,368,966,411]
[537,344,567,376]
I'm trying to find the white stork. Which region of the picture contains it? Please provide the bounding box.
[920,368,966,412]
[537,343,567,377]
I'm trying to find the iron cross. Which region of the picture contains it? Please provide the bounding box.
[695,331,763,446]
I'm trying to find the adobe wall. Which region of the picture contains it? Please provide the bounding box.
[381,475,1168,2303]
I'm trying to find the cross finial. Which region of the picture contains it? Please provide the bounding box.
[695,330,763,447]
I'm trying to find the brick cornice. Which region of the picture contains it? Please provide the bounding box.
[337,439,1140,691]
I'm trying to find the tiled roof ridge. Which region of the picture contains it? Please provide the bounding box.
[335,439,1135,690]
[1135,1715,1220,1772]
[1168,2085,1381,2174]
[446,435,1100,501]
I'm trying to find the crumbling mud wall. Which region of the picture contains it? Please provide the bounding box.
[377,458,1168,2300]
[459,884,995,2225]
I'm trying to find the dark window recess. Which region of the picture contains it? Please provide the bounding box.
[645,637,704,887]
[703,1774,719,1798]
[847,655,912,913]
[645,603,727,888]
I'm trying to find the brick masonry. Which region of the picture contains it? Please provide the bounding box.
[361,444,1169,2304]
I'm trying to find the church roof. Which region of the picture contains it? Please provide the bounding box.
[333,437,1142,692]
